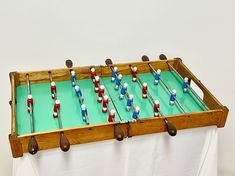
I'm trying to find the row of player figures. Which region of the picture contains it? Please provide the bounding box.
[26,67,190,124]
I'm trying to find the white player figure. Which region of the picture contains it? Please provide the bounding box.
[94,75,100,93]
[119,83,128,99]
[71,70,76,87]
[90,68,96,83]
[108,109,115,122]
[170,89,177,105]
[142,82,148,98]
[154,69,161,85]
[115,74,122,90]
[126,94,134,111]
[53,99,60,118]
[97,85,105,103]
[154,100,160,117]
[75,85,83,102]
[27,94,33,113]
[102,95,109,113]
[50,82,56,99]
[131,66,137,82]
[111,66,118,82]
[81,104,88,123]
[132,106,140,121]
[183,77,189,93]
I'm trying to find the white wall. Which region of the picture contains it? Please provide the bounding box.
[0,0,234,175]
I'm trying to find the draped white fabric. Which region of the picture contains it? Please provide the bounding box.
[13,126,217,176]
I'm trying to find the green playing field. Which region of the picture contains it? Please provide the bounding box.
[16,71,207,135]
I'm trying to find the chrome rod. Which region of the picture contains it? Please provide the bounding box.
[166,62,209,110]
[148,64,186,113]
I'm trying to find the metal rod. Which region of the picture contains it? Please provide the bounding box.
[100,66,123,121]
[26,74,34,133]
[166,62,209,110]
[148,64,186,113]
[48,72,63,129]
[128,66,164,117]
[70,70,89,125]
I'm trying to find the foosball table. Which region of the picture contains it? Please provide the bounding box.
[9,54,229,158]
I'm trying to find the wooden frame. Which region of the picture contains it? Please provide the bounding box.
[9,58,229,158]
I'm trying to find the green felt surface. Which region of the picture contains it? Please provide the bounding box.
[16,71,207,135]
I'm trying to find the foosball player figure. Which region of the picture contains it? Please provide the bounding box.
[131,66,137,82]
[94,75,100,93]
[108,109,115,122]
[126,94,134,111]
[154,100,160,117]
[71,70,76,87]
[170,89,177,105]
[111,66,118,82]
[97,85,105,103]
[53,99,60,118]
[81,104,88,123]
[27,94,33,113]
[75,85,83,101]
[142,82,148,99]
[115,74,122,90]
[90,68,96,83]
[102,95,109,113]
[183,77,189,93]
[51,82,56,99]
[154,69,161,85]
[119,83,128,99]
[132,106,140,121]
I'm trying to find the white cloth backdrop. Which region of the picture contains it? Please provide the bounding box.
[13,126,217,176]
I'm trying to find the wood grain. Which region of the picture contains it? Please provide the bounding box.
[9,59,229,158]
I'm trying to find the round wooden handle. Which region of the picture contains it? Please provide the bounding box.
[159,54,168,60]
[141,55,150,62]
[105,58,113,66]
[65,59,73,68]
[114,125,124,141]
[28,136,39,155]
[60,132,70,152]
[164,119,177,136]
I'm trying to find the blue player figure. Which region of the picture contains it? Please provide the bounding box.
[111,66,118,82]
[115,74,122,90]
[71,70,76,87]
[126,94,134,111]
[75,85,83,102]
[170,89,177,105]
[132,106,140,121]
[119,83,128,99]
[183,77,189,93]
[81,104,88,123]
[154,69,161,85]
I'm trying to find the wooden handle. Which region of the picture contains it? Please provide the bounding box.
[159,54,168,60]
[105,58,113,66]
[164,119,177,136]
[28,136,39,155]
[60,132,70,152]
[114,125,124,141]
[65,59,73,68]
[141,55,150,62]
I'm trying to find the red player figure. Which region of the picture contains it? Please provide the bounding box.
[108,109,115,122]
[154,100,160,117]
[27,94,33,113]
[94,75,100,93]
[102,95,109,113]
[51,81,56,99]
[142,82,148,99]
[131,66,137,82]
[53,99,60,118]
[97,85,105,103]
[90,68,96,83]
